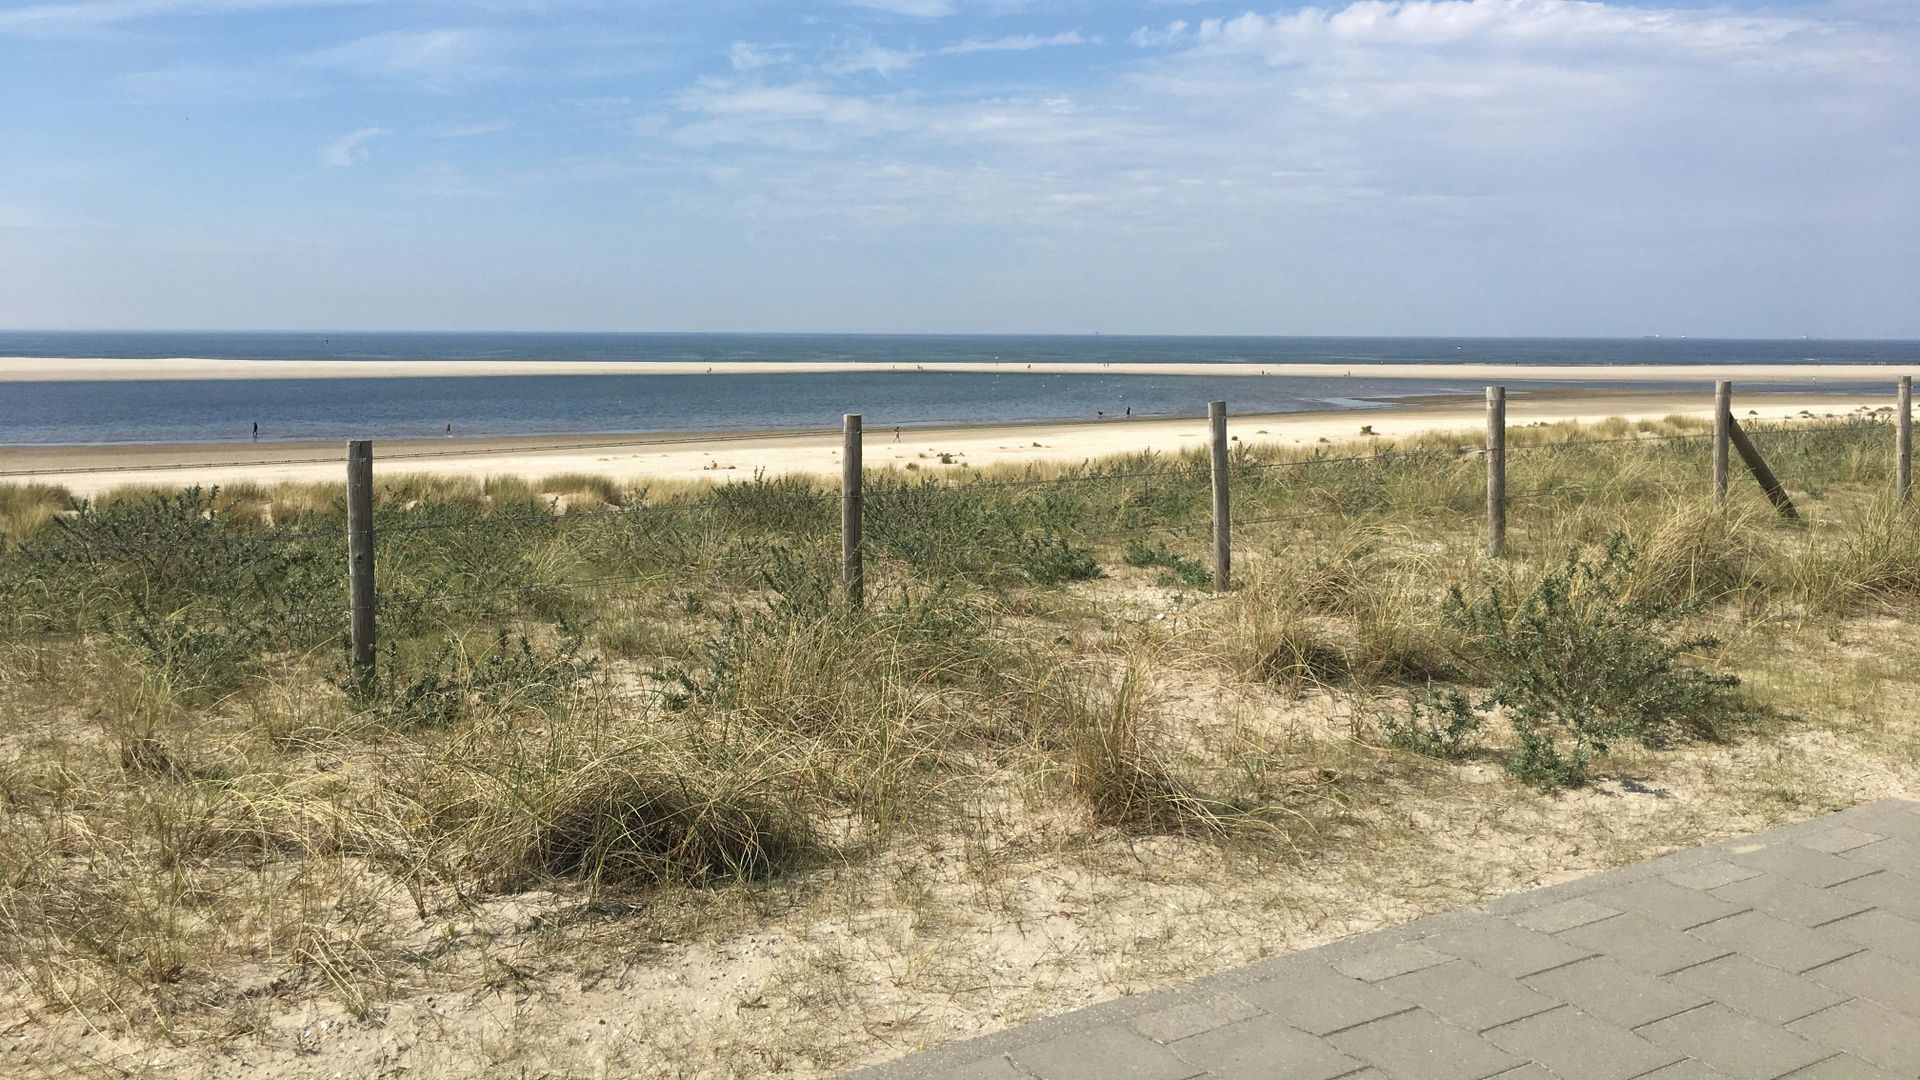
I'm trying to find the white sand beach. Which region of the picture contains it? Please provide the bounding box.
[0,357,1911,384]
[1,388,1899,498]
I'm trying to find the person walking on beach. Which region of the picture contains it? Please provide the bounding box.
[251,421,258,440]
[445,422,452,437]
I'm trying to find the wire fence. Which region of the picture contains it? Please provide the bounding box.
[0,387,1911,670]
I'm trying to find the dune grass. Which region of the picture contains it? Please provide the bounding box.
[0,412,1916,1073]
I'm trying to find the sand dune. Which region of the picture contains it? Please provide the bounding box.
[0,356,1911,383]
[1,389,1899,498]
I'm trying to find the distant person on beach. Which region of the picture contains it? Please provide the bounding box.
[445,422,452,436]
[894,426,901,442]
[1125,407,1130,417]
[251,421,258,440]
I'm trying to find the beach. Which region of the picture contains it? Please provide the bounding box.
[2,387,1897,497]
[0,356,1910,383]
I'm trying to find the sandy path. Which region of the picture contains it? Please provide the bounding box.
[0,357,1912,383]
[0,389,1897,498]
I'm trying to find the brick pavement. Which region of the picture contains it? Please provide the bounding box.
[846,796,1920,1080]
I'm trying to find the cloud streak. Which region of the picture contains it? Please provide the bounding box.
[320,126,385,166]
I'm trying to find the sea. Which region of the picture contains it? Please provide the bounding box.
[2,332,1915,447]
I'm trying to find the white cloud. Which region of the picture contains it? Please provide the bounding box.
[843,0,954,17]
[301,29,507,86]
[428,120,508,138]
[0,0,377,35]
[937,30,1090,55]
[321,126,386,166]
[730,41,788,72]
[825,41,923,75]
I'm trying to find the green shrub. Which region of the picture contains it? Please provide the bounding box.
[1122,539,1210,587]
[1400,537,1753,788]
[1015,532,1102,585]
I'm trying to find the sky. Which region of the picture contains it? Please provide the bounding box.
[0,0,1915,338]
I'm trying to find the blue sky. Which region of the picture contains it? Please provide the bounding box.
[1,0,1915,336]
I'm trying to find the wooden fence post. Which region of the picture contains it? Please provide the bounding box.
[346,440,375,690]
[842,414,863,606]
[1727,420,1799,521]
[1486,386,1507,558]
[1899,375,1912,507]
[1713,381,1732,508]
[1209,401,1230,593]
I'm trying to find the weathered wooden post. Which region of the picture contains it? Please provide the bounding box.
[1713,381,1732,508]
[346,440,375,690]
[842,413,863,606]
[1899,375,1912,507]
[1486,386,1507,558]
[1209,400,1230,593]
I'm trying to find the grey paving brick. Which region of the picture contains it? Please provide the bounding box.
[1328,942,1454,983]
[1664,861,1764,891]
[1688,911,1861,974]
[1131,991,1264,1044]
[1805,951,1920,1017]
[1798,826,1886,855]
[1484,1006,1681,1080]
[1423,919,1592,979]
[1168,1017,1362,1080]
[1010,1025,1206,1080]
[1668,955,1848,1024]
[1234,959,1413,1036]
[1325,1010,1520,1080]
[1788,999,1920,1074]
[1558,913,1730,975]
[1832,869,1920,922]
[929,1058,1032,1080]
[1818,909,1920,968]
[1592,878,1750,930]
[1637,1004,1830,1079]
[1524,955,1709,1029]
[1710,874,1874,929]
[1835,835,1920,872]
[1729,843,1880,888]
[1489,1067,1558,1080]
[1780,1055,1901,1080]
[1832,801,1920,843]
[1637,1063,1734,1079]
[1512,897,1621,934]
[1380,960,1558,1032]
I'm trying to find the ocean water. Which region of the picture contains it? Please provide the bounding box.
[2,333,1914,446]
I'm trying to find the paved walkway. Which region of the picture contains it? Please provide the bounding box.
[848,797,1920,1080]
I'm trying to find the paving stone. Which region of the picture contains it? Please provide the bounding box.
[1788,999,1920,1074]
[1831,802,1920,843]
[1805,951,1920,1017]
[1489,1068,1558,1080]
[929,1058,1033,1080]
[1798,826,1886,855]
[1837,836,1920,873]
[1818,909,1920,968]
[1132,991,1265,1044]
[1636,1063,1734,1079]
[1168,1017,1362,1080]
[1234,960,1413,1036]
[1512,897,1621,934]
[1380,960,1558,1032]
[1327,942,1454,983]
[1688,911,1860,974]
[1558,913,1730,975]
[1710,874,1874,929]
[1524,956,1709,1029]
[1423,919,1592,978]
[1484,1006,1681,1080]
[1010,1025,1205,1080]
[1832,869,1920,922]
[1668,955,1848,1024]
[1728,844,1880,888]
[1779,1056,1901,1080]
[1664,861,1764,891]
[1592,878,1749,930]
[1325,1010,1520,1080]
[1637,1004,1830,1080]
